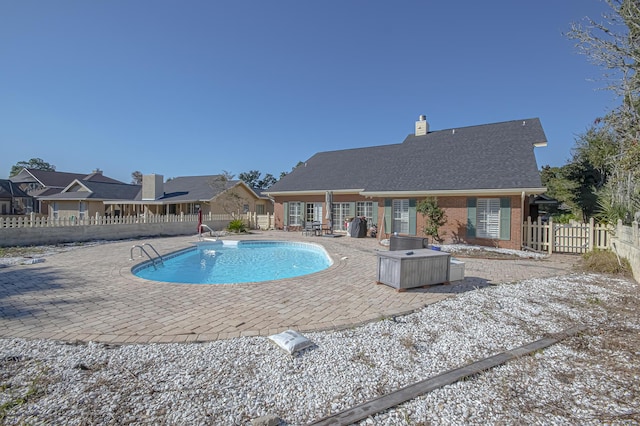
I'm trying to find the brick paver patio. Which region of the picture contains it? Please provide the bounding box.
[0,231,580,344]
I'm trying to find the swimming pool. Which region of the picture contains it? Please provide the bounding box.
[132,240,333,284]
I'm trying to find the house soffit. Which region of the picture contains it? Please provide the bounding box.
[265,189,365,197]
[359,187,548,197]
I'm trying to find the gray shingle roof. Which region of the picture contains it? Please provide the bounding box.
[159,175,239,202]
[267,118,546,194]
[40,180,141,201]
[11,169,124,187]
[129,175,251,202]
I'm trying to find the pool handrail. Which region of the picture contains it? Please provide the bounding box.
[130,243,164,269]
[198,224,216,240]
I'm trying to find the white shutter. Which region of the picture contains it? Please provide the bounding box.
[477,198,500,238]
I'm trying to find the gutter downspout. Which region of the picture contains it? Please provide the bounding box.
[521,191,526,250]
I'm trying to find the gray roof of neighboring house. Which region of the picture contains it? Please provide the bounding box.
[11,168,124,187]
[130,175,252,203]
[0,179,30,199]
[252,188,272,199]
[267,118,547,194]
[37,175,259,204]
[39,181,141,201]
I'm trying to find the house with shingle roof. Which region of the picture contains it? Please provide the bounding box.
[38,179,142,219]
[37,173,272,220]
[10,168,125,214]
[266,116,547,249]
[113,174,272,217]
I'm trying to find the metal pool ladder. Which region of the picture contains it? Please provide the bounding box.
[130,243,164,269]
[198,224,216,240]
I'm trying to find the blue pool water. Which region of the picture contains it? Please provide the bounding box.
[133,240,332,284]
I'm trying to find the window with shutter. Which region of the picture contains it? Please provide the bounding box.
[288,202,303,226]
[392,199,410,234]
[477,198,501,239]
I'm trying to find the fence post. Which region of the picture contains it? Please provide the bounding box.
[633,220,639,246]
[588,217,594,252]
[547,218,553,255]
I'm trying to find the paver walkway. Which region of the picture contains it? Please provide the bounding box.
[0,231,580,344]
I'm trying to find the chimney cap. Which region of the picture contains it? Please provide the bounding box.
[418,114,426,121]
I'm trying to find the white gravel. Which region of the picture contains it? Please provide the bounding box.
[440,243,549,259]
[0,241,114,267]
[1,272,638,425]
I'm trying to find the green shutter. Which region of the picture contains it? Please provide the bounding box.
[384,199,392,235]
[467,198,476,238]
[409,198,417,235]
[500,197,511,240]
[283,202,289,226]
[372,201,378,227]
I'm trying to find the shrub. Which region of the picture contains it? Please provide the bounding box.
[552,213,578,224]
[227,219,246,233]
[416,197,447,243]
[582,249,631,276]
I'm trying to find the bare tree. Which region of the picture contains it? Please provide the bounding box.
[131,171,143,185]
[208,172,245,217]
[566,0,640,222]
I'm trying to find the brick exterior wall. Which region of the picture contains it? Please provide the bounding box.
[413,195,523,250]
[274,194,525,250]
[274,193,372,231]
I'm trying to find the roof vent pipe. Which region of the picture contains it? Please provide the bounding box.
[415,115,429,136]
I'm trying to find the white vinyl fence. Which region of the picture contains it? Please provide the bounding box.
[0,212,274,230]
[522,217,612,254]
[0,212,275,247]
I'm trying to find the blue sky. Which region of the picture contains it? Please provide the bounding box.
[1,1,618,183]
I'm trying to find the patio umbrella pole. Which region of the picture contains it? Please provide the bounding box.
[325,191,333,234]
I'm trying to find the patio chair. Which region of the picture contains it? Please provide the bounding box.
[302,221,315,236]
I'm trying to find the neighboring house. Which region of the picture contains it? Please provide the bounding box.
[0,179,32,215]
[10,168,124,214]
[112,174,272,217]
[252,188,276,215]
[266,116,547,250]
[38,179,141,220]
[37,173,272,220]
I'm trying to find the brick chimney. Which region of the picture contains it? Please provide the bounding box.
[142,174,164,200]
